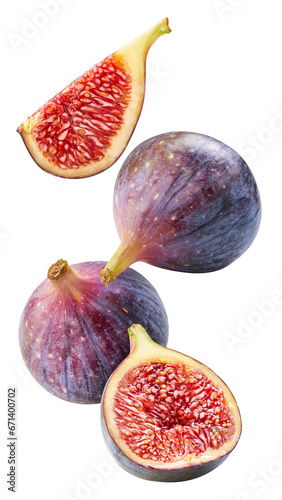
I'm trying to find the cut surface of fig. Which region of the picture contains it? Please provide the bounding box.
[19,261,168,404]
[17,19,171,178]
[102,325,241,481]
[101,132,261,285]
[114,363,235,461]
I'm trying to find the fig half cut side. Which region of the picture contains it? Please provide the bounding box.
[102,324,241,482]
[17,19,171,178]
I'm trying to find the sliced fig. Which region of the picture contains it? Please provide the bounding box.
[17,19,171,178]
[19,261,168,403]
[101,132,261,285]
[102,324,241,482]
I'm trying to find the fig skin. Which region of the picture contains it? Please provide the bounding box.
[19,261,168,404]
[101,132,261,285]
[101,325,242,482]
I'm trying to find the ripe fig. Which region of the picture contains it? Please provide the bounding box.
[102,324,242,482]
[19,260,168,403]
[17,19,171,178]
[101,132,261,285]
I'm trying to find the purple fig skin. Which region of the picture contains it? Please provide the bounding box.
[19,261,168,404]
[102,132,261,283]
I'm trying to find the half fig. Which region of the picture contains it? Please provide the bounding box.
[102,324,241,482]
[17,19,171,178]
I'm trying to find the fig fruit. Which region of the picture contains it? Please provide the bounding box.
[101,132,261,285]
[19,260,168,403]
[102,324,241,482]
[17,19,171,178]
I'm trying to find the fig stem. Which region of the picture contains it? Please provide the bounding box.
[100,268,117,287]
[100,242,139,286]
[47,259,86,300]
[118,18,171,62]
[47,259,69,280]
[127,324,156,354]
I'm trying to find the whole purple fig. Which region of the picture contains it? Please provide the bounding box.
[19,259,168,403]
[101,132,261,285]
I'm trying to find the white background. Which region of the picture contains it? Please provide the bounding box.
[1,0,282,499]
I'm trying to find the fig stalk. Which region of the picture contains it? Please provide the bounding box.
[47,259,86,297]
[119,18,171,62]
[47,259,69,280]
[128,323,155,353]
[100,242,139,286]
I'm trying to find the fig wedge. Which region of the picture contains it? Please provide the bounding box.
[17,19,171,178]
